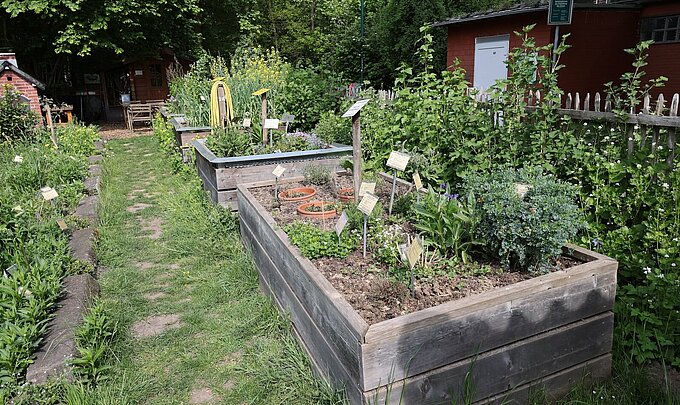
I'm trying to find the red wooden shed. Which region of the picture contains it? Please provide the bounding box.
[434,0,680,96]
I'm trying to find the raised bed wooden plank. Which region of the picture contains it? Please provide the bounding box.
[365,256,616,342]
[195,150,218,192]
[360,268,616,390]
[365,313,613,404]
[477,354,612,405]
[238,186,368,374]
[241,220,363,404]
[216,158,343,190]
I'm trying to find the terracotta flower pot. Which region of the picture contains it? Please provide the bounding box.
[297,201,337,219]
[279,187,317,202]
[337,187,354,202]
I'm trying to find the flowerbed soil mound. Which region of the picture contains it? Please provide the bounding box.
[252,178,582,324]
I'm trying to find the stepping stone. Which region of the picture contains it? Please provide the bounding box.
[140,217,163,239]
[135,261,155,270]
[25,274,99,384]
[69,228,97,265]
[83,176,99,195]
[143,292,167,301]
[74,195,98,223]
[131,314,181,339]
[126,202,152,213]
[94,141,104,151]
[89,165,102,177]
[88,155,103,163]
[189,387,216,404]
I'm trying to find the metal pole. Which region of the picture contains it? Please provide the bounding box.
[552,25,560,66]
[360,0,365,83]
[362,214,368,258]
[352,113,362,202]
[388,169,397,215]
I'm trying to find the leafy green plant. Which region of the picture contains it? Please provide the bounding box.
[464,167,585,273]
[0,86,39,143]
[278,67,343,131]
[205,126,255,157]
[284,221,359,259]
[413,186,481,264]
[72,301,117,384]
[302,164,331,186]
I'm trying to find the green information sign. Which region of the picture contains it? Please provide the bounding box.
[548,0,573,25]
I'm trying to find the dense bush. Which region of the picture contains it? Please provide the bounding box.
[0,86,39,143]
[278,67,343,131]
[464,167,585,273]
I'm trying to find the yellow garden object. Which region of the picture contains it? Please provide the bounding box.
[210,78,234,128]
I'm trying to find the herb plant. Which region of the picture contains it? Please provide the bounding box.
[284,221,359,259]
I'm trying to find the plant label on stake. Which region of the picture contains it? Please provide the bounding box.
[335,211,348,238]
[3,264,17,278]
[406,236,423,296]
[413,172,423,202]
[264,119,280,148]
[242,118,251,128]
[358,182,376,197]
[13,155,23,163]
[272,165,286,199]
[386,151,410,215]
[40,186,58,201]
[358,193,378,258]
[57,219,68,231]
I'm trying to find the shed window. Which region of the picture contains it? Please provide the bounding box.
[150,64,163,87]
[641,15,680,43]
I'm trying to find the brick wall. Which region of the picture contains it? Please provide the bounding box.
[0,71,41,114]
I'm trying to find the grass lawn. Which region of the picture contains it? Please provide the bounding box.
[91,135,343,404]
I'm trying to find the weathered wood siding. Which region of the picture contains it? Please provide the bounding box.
[237,181,618,404]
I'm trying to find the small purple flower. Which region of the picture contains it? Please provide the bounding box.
[451,193,459,200]
[440,183,447,189]
[592,238,601,249]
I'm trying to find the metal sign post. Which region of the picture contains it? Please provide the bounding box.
[548,0,573,66]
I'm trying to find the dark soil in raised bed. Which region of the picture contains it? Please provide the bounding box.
[251,176,583,324]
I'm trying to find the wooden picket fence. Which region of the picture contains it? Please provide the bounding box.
[470,88,679,165]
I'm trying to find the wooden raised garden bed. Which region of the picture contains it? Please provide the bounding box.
[237,177,618,404]
[167,115,211,162]
[193,139,352,210]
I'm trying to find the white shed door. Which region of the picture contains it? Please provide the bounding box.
[473,35,509,92]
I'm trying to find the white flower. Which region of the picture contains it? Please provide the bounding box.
[662,183,670,189]
[587,142,592,146]
[672,263,676,267]
[610,128,616,132]
[658,145,663,150]
[664,254,669,258]
[643,267,652,274]
[583,122,588,126]
[636,164,642,169]
[628,137,633,141]
[604,136,610,141]
[634,125,639,130]
[658,273,665,279]
[598,125,603,129]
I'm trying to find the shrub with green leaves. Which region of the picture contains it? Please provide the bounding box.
[54,123,100,157]
[464,167,585,273]
[302,164,331,186]
[0,86,39,143]
[72,301,117,384]
[313,110,352,146]
[284,221,359,259]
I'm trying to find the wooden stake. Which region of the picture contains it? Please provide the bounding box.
[352,112,362,203]
[261,93,268,146]
[45,103,58,148]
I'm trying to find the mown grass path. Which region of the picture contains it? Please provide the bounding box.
[93,135,341,404]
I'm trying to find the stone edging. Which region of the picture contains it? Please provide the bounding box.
[25,141,105,384]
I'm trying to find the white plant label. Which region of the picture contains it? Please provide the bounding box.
[13,155,23,163]
[386,151,410,171]
[41,186,58,201]
[272,165,286,178]
[357,193,379,216]
[335,211,348,237]
[57,219,68,231]
[342,99,370,118]
[264,118,280,129]
[406,237,423,269]
[514,183,532,199]
[242,118,252,128]
[413,172,423,191]
[358,182,376,197]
